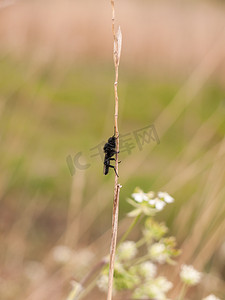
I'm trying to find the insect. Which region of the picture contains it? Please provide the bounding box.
[103,134,120,177]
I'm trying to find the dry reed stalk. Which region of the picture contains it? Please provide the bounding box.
[107,1,122,300]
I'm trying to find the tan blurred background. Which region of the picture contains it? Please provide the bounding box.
[0,0,225,299]
[1,0,225,78]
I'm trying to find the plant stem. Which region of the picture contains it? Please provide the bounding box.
[77,275,100,300]
[107,1,122,300]
[70,259,106,300]
[118,214,142,246]
[80,259,106,286]
[178,283,187,300]
[132,254,152,266]
[135,236,147,248]
[107,184,121,300]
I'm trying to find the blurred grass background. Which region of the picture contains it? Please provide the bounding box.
[0,0,225,299]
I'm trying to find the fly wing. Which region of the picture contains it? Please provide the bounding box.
[103,161,109,175]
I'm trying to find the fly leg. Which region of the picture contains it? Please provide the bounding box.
[108,158,121,163]
[111,150,120,155]
[108,165,119,177]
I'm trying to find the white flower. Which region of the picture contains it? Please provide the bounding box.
[149,198,166,211]
[139,261,157,278]
[155,276,173,293]
[158,192,174,203]
[97,274,109,293]
[132,190,149,203]
[147,285,165,300]
[147,191,155,199]
[24,261,46,282]
[203,295,221,300]
[133,284,164,300]
[114,260,124,272]
[52,245,73,264]
[133,276,172,300]
[180,264,202,286]
[149,243,168,264]
[72,248,94,268]
[117,241,137,261]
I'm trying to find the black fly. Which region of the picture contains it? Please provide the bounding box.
[103,135,120,177]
